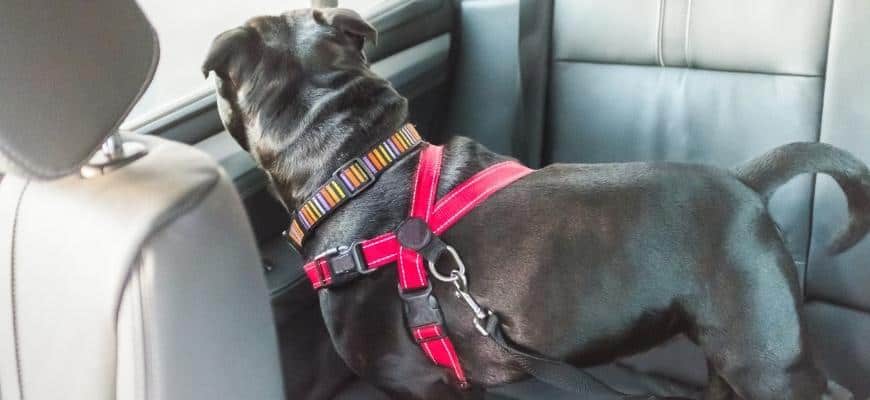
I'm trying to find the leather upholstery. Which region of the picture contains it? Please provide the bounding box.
[0,1,284,397]
[547,62,818,265]
[0,137,282,399]
[0,0,158,179]
[804,1,870,395]
[808,0,870,314]
[553,0,832,75]
[0,135,284,399]
[446,0,522,158]
[445,0,870,397]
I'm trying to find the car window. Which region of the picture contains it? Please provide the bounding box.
[125,0,383,127]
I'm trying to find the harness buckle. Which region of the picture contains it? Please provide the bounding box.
[399,285,444,328]
[316,242,371,287]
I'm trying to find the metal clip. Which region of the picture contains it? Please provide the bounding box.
[428,246,492,336]
[451,272,493,336]
[427,245,466,282]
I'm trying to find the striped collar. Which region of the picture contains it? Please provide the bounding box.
[285,123,423,250]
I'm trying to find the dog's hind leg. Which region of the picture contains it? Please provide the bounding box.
[687,215,831,400]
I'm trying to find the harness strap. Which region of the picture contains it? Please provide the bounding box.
[299,142,642,395]
[303,149,532,290]
[302,144,533,388]
[398,144,444,291]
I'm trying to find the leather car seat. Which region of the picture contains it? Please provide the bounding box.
[0,1,284,398]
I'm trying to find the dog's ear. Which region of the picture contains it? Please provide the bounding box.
[202,27,261,85]
[313,8,378,49]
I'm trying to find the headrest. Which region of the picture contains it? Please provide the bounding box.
[0,1,158,179]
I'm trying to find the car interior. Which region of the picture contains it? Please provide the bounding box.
[1,0,869,399]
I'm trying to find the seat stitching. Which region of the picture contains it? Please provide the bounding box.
[111,164,221,398]
[657,0,666,67]
[133,258,148,400]
[10,180,30,400]
[684,0,694,67]
[551,59,822,78]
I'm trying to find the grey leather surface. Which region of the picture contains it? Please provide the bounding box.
[685,0,831,75]
[553,0,831,76]
[0,135,283,399]
[444,0,870,397]
[552,0,661,66]
[0,176,28,400]
[0,1,158,179]
[808,0,870,313]
[547,62,818,268]
[446,0,521,156]
[805,302,870,397]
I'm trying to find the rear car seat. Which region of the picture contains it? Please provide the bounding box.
[446,0,870,397]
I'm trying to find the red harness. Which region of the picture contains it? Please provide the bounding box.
[301,144,532,387]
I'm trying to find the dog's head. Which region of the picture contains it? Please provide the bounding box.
[202,8,382,154]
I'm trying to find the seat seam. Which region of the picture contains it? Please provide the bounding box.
[135,178,221,399]
[551,59,823,79]
[112,170,221,399]
[804,0,838,299]
[133,257,148,400]
[656,0,666,67]
[10,180,30,400]
[684,0,693,68]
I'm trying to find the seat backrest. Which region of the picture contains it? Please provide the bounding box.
[447,0,870,396]
[0,1,284,399]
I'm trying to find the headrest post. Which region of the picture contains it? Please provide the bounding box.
[81,132,148,178]
[0,0,158,179]
[101,132,125,161]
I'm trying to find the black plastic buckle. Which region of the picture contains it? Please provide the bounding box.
[399,285,444,330]
[321,242,371,287]
[334,157,376,194]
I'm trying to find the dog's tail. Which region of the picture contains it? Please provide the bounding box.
[734,142,870,254]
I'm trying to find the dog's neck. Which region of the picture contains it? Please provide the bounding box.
[254,71,409,210]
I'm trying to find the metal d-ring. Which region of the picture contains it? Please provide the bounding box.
[427,245,466,283]
[425,245,493,336]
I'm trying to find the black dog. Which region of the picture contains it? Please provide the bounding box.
[203,8,869,400]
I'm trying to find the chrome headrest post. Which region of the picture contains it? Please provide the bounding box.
[101,132,125,161]
[81,132,147,178]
